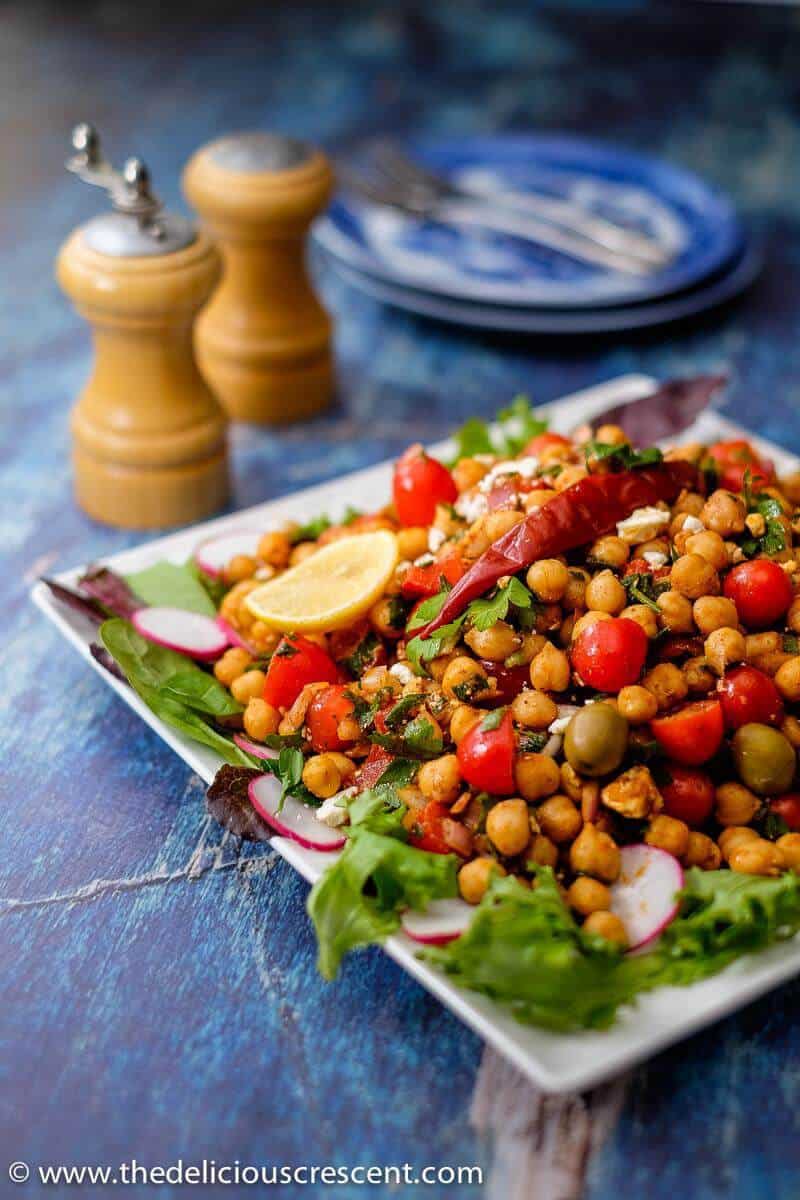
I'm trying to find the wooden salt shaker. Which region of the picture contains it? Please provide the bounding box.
[57,124,228,529]
[183,132,334,424]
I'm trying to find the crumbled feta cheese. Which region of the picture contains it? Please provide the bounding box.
[428,527,446,554]
[413,553,435,567]
[682,514,705,533]
[316,788,356,829]
[643,550,668,568]
[455,491,489,524]
[616,506,671,544]
[478,456,539,493]
[548,705,581,736]
[389,662,415,686]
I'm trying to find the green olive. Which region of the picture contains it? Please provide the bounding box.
[564,703,629,777]
[732,723,796,795]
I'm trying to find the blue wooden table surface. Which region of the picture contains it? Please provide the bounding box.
[4,2,800,1195]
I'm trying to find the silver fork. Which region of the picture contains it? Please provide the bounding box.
[336,165,661,278]
[371,141,674,271]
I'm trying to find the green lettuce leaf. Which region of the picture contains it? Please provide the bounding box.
[449,395,547,463]
[125,561,216,616]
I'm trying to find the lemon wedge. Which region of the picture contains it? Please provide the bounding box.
[244,530,399,633]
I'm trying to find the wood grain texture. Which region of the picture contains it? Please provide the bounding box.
[4,2,800,1195]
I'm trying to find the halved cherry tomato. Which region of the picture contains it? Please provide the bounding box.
[769,793,800,832]
[708,439,774,494]
[401,547,465,599]
[456,709,516,795]
[392,444,457,527]
[723,559,793,629]
[717,665,784,730]
[571,617,648,692]
[650,699,724,765]
[661,764,715,827]
[524,431,571,457]
[306,684,356,752]
[356,745,396,790]
[263,635,339,710]
[408,800,453,855]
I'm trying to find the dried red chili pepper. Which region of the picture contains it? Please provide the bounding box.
[420,460,698,637]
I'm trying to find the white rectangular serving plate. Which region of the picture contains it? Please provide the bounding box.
[32,373,800,1094]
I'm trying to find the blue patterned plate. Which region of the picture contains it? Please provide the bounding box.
[315,135,745,309]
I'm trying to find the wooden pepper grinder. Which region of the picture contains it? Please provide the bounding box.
[183,132,334,424]
[57,124,228,529]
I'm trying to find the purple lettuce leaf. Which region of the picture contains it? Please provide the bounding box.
[206,765,272,841]
[77,565,142,618]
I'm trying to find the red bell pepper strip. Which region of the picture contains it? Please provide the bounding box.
[419,460,698,637]
[401,547,465,599]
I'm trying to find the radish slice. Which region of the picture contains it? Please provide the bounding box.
[131,606,229,661]
[195,529,261,578]
[609,844,684,951]
[216,617,255,654]
[401,898,473,945]
[233,733,276,761]
[248,776,346,851]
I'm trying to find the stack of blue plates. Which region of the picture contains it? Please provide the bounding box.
[314,135,759,334]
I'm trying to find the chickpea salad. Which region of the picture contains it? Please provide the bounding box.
[46,386,800,1032]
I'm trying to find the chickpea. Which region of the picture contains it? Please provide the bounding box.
[704,627,746,676]
[526,558,570,603]
[528,833,558,868]
[595,422,628,446]
[585,569,627,615]
[433,503,463,537]
[554,464,587,491]
[657,590,695,634]
[224,554,257,584]
[745,632,782,661]
[369,596,404,640]
[248,622,281,655]
[476,509,525,550]
[729,838,785,876]
[219,578,259,628]
[464,619,520,662]
[326,752,357,781]
[289,541,317,566]
[536,794,582,844]
[701,490,746,537]
[719,825,760,861]
[448,704,481,745]
[715,782,760,827]
[684,831,722,870]
[562,568,589,612]
[617,685,658,724]
[458,856,506,904]
[529,642,570,692]
[619,604,659,639]
[396,526,429,561]
[571,610,612,641]
[642,663,689,711]
[569,824,621,882]
[566,876,611,916]
[441,656,490,702]
[788,596,800,634]
[258,530,292,567]
[243,697,280,742]
[302,754,342,800]
[213,646,252,687]
[782,715,800,750]
[777,833,800,871]
[511,689,558,730]
[452,457,489,493]
[523,488,558,511]
[230,668,267,704]
[683,655,716,695]
[418,754,462,806]
[486,799,532,857]
[589,535,629,569]
[560,761,583,803]
[514,753,560,802]
[775,657,800,703]
[583,910,628,947]
[685,530,729,570]
[645,814,690,859]
[692,595,739,637]
[670,553,720,600]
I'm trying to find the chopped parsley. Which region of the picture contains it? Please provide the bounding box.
[584,441,663,471]
[467,577,534,631]
[450,395,547,462]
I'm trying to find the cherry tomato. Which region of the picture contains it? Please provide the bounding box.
[401,547,465,599]
[408,800,453,855]
[723,559,793,629]
[650,699,724,765]
[263,635,339,710]
[392,444,457,528]
[717,665,784,730]
[769,793,800,832]
[524,431,571,457]
[661,764,715,827]
[570,617,648,692]
[456,709,516,795]
[708,439,774,493]
[306,684,356,752]
[356,745,396,790]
